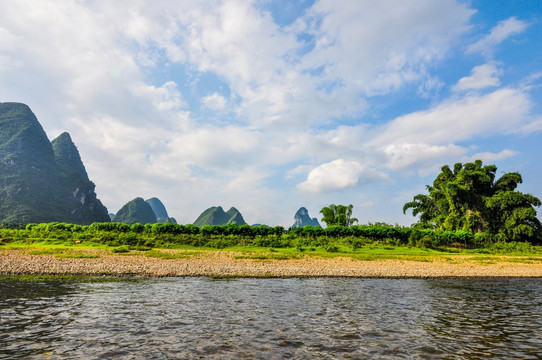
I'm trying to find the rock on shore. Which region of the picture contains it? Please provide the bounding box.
[1,249,542,278]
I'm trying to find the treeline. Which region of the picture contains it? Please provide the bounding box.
[1,221,540,250]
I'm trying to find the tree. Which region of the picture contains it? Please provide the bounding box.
[320,204,358,227]
[403,160,541,241]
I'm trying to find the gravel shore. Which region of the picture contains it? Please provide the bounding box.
[2,249,542,278]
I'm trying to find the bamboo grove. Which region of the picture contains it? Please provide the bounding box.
[403,160,541,242]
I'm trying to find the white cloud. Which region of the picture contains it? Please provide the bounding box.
[0,26,19,51]
[167,126,264,169]
[452,63,501,91]
[132,81,184,112]
[0,1,540,226]
[513,116,542,135]
[0,0,477,133]
[0,55,22,72]
[372,88,532,147]
[298,159,388,193]
[293,86,536,176]
[300,0,474,95]
[381,143,467,171]
[467,17,528,56]
[201,93,227,110]
[463,149,518,163]
[118,0,474,129]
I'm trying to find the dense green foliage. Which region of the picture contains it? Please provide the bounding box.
[193,206,247,226]
[0,103,109,224]
[320,204,358,227]
[112,198,157,225]
[403,160,541,242]
[4,220,537,252]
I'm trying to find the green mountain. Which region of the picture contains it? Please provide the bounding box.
[0,102,109,224]
[225,207,246,225]
[291,207,321,228]
[51,132,109,224]
[193,206,247,227]
[112,197,157,225]
[145,197,177,224]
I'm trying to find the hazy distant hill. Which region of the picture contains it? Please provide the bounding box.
[291,207,321,228]
[193,206,247,227]
[112,197,157,225]
[145,197,177,224]
[0,102,109,224]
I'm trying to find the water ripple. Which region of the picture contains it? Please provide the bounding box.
[1,278,541,359]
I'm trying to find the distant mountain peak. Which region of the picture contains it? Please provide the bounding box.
[193,206,247,226]
[145,197,177,224]
[291,207,320,228]
[113,197,157,225]
[51,132,89,181]
[0,102,109,224]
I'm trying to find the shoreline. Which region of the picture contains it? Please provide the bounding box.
[2,249,542,278]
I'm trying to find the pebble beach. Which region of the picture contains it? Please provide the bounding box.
[2,248,542,278]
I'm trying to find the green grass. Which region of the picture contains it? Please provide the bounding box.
[4,241,111,250]
[144,250,202,259]
[24,247,100,259]
[2,237,542,263]
[111,246,131,253]
[505,257,542,264]
[214,244,446,262]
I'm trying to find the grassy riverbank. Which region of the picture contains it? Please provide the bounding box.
[2,241,542,278]
[2,222,542,277]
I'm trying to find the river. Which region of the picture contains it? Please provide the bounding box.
[1,277,541,359]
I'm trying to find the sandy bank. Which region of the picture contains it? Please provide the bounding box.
[1,249,542,278]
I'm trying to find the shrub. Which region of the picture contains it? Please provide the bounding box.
[488,241,536,254]
[112,246,130,253]
[130,223,145,233]
[324,244,339,252]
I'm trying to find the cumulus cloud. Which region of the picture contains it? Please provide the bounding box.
[372,88,532,147]
[0,1,540,225]
[467,17,528,56]
[299,0,474,95]
[452,63,501,91]
[122,0,474,129]
[297,159,388,193]
[381,143,467,171]
[132,81,184,112]
[463,149,518,163]
[201,93,227,110]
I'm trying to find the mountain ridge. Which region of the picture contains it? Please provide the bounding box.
[291,207,321,228]
[145,197,177,223]
[112,197,157,225]
[193,206,247,227]
[0,102,109,224]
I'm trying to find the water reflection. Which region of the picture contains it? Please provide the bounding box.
[1,277,541,359]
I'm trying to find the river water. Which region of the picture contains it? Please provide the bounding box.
[1,277,541,359]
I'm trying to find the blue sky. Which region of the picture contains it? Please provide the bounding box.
[1,0,541,226]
